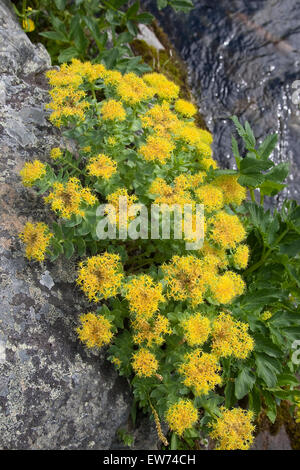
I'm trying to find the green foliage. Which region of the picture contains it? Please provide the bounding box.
[15,0,193,73]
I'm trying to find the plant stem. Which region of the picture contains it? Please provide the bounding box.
[249,188,255,202]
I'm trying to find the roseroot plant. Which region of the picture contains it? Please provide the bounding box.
[18,59,300,450]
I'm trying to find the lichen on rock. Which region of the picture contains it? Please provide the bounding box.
[0,0,131,450]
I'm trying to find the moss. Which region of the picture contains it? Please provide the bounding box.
[256,401,300,450]
[131,20,207,130]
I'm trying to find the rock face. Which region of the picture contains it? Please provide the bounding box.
[0,0,131,449]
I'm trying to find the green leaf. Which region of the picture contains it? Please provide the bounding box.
[58,47,79,63]
[240,156,274,174]
[249,385,262,416]
[63,240,74,259]
[254,333,283,358]
[277,373,299,387]
[262,390,277,423]
[170,432,178,450]
[258,134,278,160]
[235,368,256,399]
[39,31,69,42]
[225,381,236,408]
[54,0,67,10]
[255,353,281,388]
[264,162,289,183]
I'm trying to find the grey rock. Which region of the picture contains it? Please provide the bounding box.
[251,426,292,450]
[0,0,131,449]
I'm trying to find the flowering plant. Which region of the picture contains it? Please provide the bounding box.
[19,58,300,450]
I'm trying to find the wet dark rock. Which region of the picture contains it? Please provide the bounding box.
[0,0,131,449]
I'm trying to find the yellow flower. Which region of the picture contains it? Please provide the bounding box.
[213,175,246,206]
[173,123,213,157]
[132,348,158,377]
[125,275,165,320]
[210,271,245,304]
[162,255,218,306]
[211,312,254,359]
[149,177,193,206]
[143,72,179,100]
[86,154,117,179]
[77,312,113,349]
[210,408,255,450]
[100,99,126,121]
[22,18,35,32]
[174,99,197,117]
[76,252,123,302]
[141,101,179,137]
[233,244,249,269]
[106,188,140,228]
[210,211,246,249]
[107,136,117,146]
[132,314,171,347]
[181,313,211,347]
[139,135,175,164]
[19,222,53,262]
[111,356,121,368]
[44,177,97,219]
[179,350,222,395]
[45,84,89,127]
[199,241,228,269]
[187,171,207,188]
[117,73,154,104]
[103,69,122,87]
[201,156,217,169]
[46,65,83,88]
[261,310,273,321]
[50,147,63,160]
[166,400,198,436]
[195,184,224,212]
[20,160,46,186]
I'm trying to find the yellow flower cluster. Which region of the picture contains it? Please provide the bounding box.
[196,184,224,212]
[132,314,171,347]
[143,72,179,100]
[209,408,255,450]
[166,399,198,436]
[214,175,247,206]
[139,135,175,164]
[20,160,46,186]
[100,99,126,121]
[76,252,123,301]
[116,72,154,104]
[44,177,96,219]
[86,154,117,180]
[211,312,254,359]
[132,348,158,377]
[50,147,63,160]
[179,350,222,395]
[77,312,113,349]
[210,271,245,304]
[141,101,179,138]
[261,310,273,321]
[174,99,197,117]
[106,188,140,228]
[149,176,193,206]
[210,211,246,249]
[181,313,211,347]
[19,222,52,261]
[46,85,89,127]
[125,275,165,320]
[233,244,249,269]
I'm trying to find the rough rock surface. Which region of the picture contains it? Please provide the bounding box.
[0,0,131,449]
